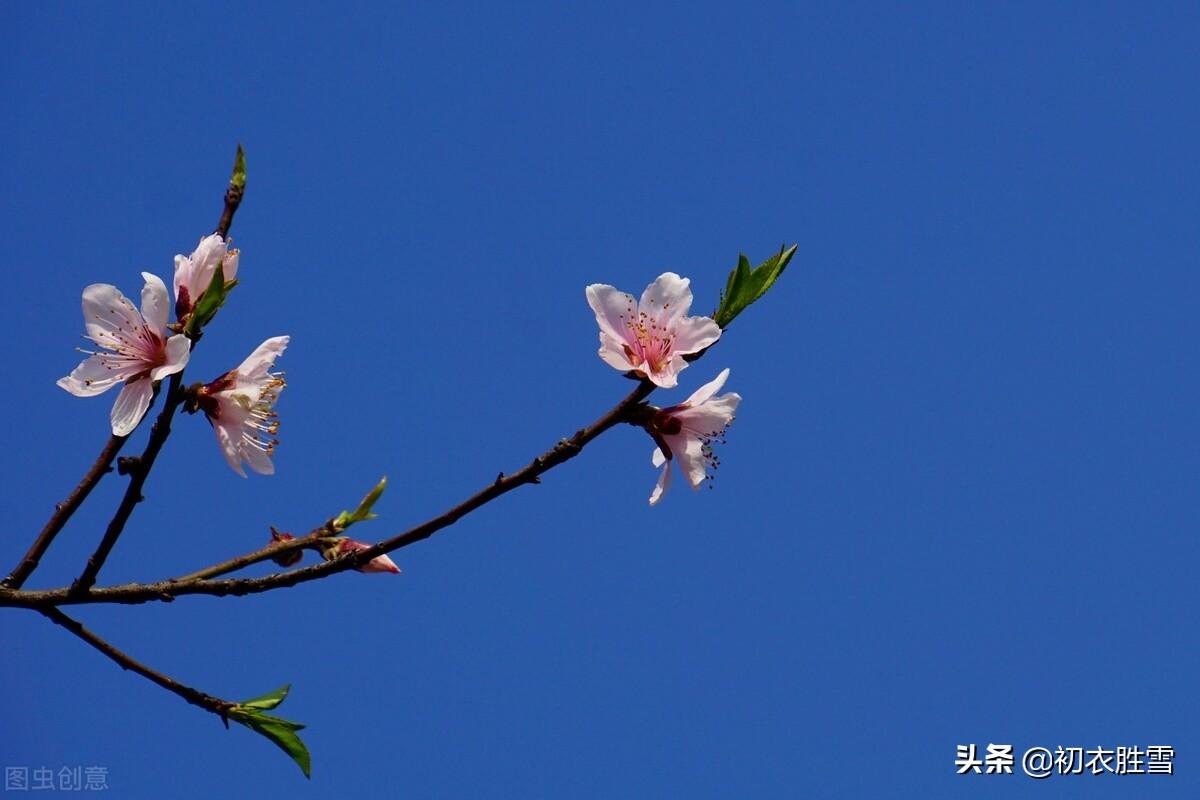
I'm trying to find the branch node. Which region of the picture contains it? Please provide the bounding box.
[116,456,142,476]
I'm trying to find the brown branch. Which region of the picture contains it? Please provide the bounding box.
[70,375,185,595]
[215,153,244,239]
[39,606,230,717]
[3,434,128,589]
[4,380,655,609]
[173,523,335,583]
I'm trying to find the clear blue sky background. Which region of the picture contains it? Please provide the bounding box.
[2,2,1197,797]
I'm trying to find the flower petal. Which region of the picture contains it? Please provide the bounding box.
[213,420,247,477]
[110,378,155,436]
[670,313,721,356]
[651,447,667,467]
[586,284,638,345]
[150,334,191,381]
[598,332,635,372]
[645,355,682,389]
[58,355,132,397]
[82,283,142,345]
[174,234,227,309]
[649,461,672,505]
[639,272,693,327]
[236,336,289,381]
[683,368,730,408]
[222,248,239,282]
[674,435,709,490]
[139,272,170,334]
[677,393,740,436]
[242,441,276,476]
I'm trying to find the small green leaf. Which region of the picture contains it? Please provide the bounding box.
[184,262,239,335]
[713,244,797,329]
[229,708,312,778]
[333,476,387,531]
[227,682,310,777]
[230,144,246,189]
[239,684,291,710]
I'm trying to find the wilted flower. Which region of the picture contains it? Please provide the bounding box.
[194,336,288,477]
[585,272,721,388]
[643,368,740,505]
[173,233,238,318]
[58,273,191,436]
[321,537,400,575]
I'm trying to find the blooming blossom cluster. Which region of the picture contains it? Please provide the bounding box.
[587,273,741,504]
[59,235,285,478]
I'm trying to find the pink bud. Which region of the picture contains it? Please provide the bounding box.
[323,537,400,575]
[269,527,303,568]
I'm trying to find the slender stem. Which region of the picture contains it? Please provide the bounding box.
[3,435,128,589]
[4,381,655,608]
[39,606,230,716]
[70,374,186,594]
[216,173,243,239]
[173,524,333,583]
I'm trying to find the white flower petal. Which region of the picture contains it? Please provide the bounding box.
[683,368,730,407]
[586,284,637,344]
[222,248,239,281]
[597,332,634,372]
[649,461,672,505]
[639,272,693,326]
[82,283,142,344]
[243,441,275,475]
[58,355,132,397]
[646,358,681,389]
[213,421,247,477]
[236,336,289,381]
[677,393,740,435]
[675,436,709,490]
[110,378,155,436]
[651,447,667,467]
[150,334,191,381]
[139,272,170,334]
[670,314,722,356]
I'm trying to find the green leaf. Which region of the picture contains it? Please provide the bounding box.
[333,476,387,531]
[230,709,312,778]
[230,144,246,189]
[712,244,797,329]
[184,261,239,335]
[239,684,291,710]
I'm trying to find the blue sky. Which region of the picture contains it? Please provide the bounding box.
[2,2,1198,797]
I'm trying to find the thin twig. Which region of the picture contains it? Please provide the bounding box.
[173,523,335,583]
[70,375,185,595]
[2,435,128,589]
[39,606,230,716]
[4,381,654,609]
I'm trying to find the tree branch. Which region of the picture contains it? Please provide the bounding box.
[70,375,185,595]
[2,434,128,589]
[4,380,655,609]
[39,606,230,717]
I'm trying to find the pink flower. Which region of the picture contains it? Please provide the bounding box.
[173,233,238,318]
[322,537,401,575]
[644,368,741,505]
[57,273,191,436]
[195,336,288,477]
[586,272,721,388]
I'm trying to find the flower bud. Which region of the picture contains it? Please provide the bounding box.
[269,527,303,568]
